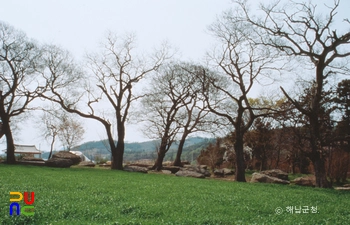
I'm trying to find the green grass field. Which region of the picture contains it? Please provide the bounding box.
[0,164,349,225]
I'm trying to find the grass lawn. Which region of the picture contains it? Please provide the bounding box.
[0,164,349,225]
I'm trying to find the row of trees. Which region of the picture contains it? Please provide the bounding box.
[1,0,349,188]
[198,78,350,185]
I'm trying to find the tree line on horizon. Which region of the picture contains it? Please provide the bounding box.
[0,0,349,188]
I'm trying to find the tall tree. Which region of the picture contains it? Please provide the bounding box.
[0,22,41,164]
[172,64,210,167]
[39,33,169,170]
[237,0,350,187]
[140,62,206,170]
[202,11,281,182]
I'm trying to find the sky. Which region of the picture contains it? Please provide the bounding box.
[0,0,233,151]
[0,0,349,151]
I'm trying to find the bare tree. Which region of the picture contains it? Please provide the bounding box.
[57,113,84,151]
[141,63,189,170]
[237,0,350,187]
[40,110,60,159]
[39,33,169,170]
[172,64,211,167]
[0,22,42,164]
[202,10,281,182]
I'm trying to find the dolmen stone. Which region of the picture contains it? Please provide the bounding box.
[175,170,205,178]
[45,151,82,168]
[183,165,210,177]
[292,176,315,187]
[260,169,289,181]
[214,168,234,177]
[222,168,234,175]
[250,172,290,185]
[52,151,82,165]
[162,170,172,174]
[45,158,73,168]
[162,166,181,174]
[124,165,148,173]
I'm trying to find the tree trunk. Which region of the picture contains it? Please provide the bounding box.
[0,99,16,164]
[4,122,16,164]
[0,122,4,139]
[312,156,331,188]
[309,112,331,188]
[173,132,187,167]
[152,146,166,171]
[48,135,56,159]
[111,120,125,170]
[113,139,124,170]
[234,134,246,182]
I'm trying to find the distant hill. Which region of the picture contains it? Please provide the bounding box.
[42,137,215,163]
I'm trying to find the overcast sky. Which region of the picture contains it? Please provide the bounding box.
[0,0,234,150]
[1,0,349,151]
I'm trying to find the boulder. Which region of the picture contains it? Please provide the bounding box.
[199,165,208,170]
[52,151,82,165]
[292,176,315,187]
[162,170,172,174]
[124,165,148,173]
[260,169,289,181]
[163,161,173,166]
[223,168,234,175]
[78,161,96,167]
[250,172,290,185]
[45,158,73,168]
[195,166,211,177]
[99,163,111,167]
[214,169,224,176]
[183,165,211,177]
[214,168,234,176]
[334,187,350,191]
[162,166,181,174]
[175,170,205,178]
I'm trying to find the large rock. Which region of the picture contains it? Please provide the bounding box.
[183,165,211,177]
[162,166,181,174]
[334,187,350,191]
[214,169,225,176]
[45,158,73,168]
[175,170,205,178]
[124,165,148,173]
[223,168,234,175]
[162,170,172,174]
[213,168,234,176]
[52,151,82,165]
[260,169,289,181]
[250,172,290,185]
[292,176,315,187]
